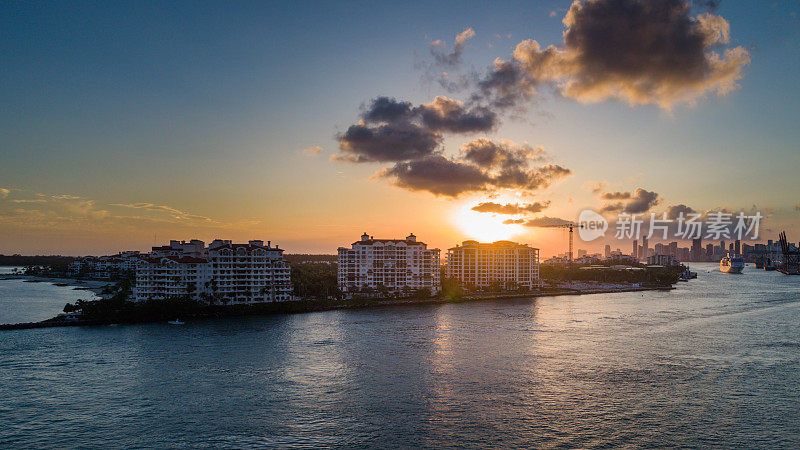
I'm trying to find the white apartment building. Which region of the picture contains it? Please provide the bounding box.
[338,233,441,296]
[133,239,292,303]
[445,240,540,289]
[206,239,292,303]
[67,251,142,279]
[150,240,207,258]
[134,255,210,300]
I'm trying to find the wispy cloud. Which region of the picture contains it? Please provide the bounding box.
[300,145,323,156]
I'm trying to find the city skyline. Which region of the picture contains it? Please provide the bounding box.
[2,0,799,257]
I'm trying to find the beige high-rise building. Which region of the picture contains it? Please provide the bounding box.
[338,233,440,296]
[445,240,540,289]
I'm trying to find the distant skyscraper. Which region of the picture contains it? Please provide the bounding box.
[691,238,702,260]
[632,239,638,258]
[734,240,740,255]
[720,240,726,253]
[642,237,649,261]
[604,244,611,258]
[706,243,714,257]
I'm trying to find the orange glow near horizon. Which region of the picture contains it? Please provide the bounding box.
[452,201,523,243]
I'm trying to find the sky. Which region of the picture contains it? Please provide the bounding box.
[1,0,799,257]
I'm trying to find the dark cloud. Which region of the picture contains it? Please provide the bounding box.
[375,155,490,197]
[601,191,632,200]
[335,122,440,163]
[374,138,571,197]
[600,202,625,213]
[509,0,750,108]
[503,218,527,224]
[335,96,497,163]
[492,164,572,191]
[474,58,538,110]
[430,28,476,67]
[472,201,550,215]
[471,0,749,110]
[698,0,721,12]
[624,188,660,213]
[460,138,546,169]
[598,187,660,214]
[417,97,497,133]
[362,97,414,123]
[523,216,574,227]
[665,203,697,219]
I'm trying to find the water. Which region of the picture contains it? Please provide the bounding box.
[0,263,798,447]
[0,275,99,325]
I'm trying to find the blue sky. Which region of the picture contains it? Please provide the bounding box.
[1,1,799,255]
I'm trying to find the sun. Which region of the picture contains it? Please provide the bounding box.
[453,202,523,243]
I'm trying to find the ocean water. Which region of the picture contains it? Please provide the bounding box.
[0,275,99,325]
[0,263,798,448]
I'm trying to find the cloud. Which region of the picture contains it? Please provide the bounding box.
[430,27,476,67]
[335,96,497,163]
[600,202,625,213]
[479,0,750,109]
[0,188,10,198]
[375,155,490,197]
[475,57,538,110]
[111,202,214,223]
[625,188,660,213]
[111,202,186,216]
[417,96,497,133]
[599,187,660,214]
[601,191,632,200]
[523,216,574,227]
[583,180,608,193]
[665,203,697,219]
[471,201,550,214]
[374,138,570,197]
[460,138,546,169]
[300,145,323,156]
[503,218,527,224]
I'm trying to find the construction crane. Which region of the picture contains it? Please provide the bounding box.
[540,222,584,264]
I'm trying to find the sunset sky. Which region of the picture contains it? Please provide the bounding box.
[2,0,799,256]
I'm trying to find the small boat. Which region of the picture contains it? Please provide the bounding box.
[720,253,744,274]
[168,319,185,325]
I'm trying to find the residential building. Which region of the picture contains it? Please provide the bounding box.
[134,255,210,300]
[67,251,142,279]
[338,233,440,296]
[446,240,540,290]
[206,239,292,303]
[134,239,292,303]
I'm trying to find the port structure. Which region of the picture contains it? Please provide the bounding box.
[778,231,800,275]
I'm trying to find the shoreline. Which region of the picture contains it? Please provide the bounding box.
[0,274,112,297]
[0,283,674,331]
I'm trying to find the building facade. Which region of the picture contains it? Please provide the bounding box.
[445,240,540,290]
[133,239,292,303]
[338,233,440,296]
[67,251,142,279]
[206,239,292,303]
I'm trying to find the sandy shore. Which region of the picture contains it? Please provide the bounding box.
[0,274,113,297]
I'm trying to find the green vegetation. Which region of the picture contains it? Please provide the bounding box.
[290,262,339,300]
[283,254,337,264]
[540,263,683,285]
[0,255,76,273]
